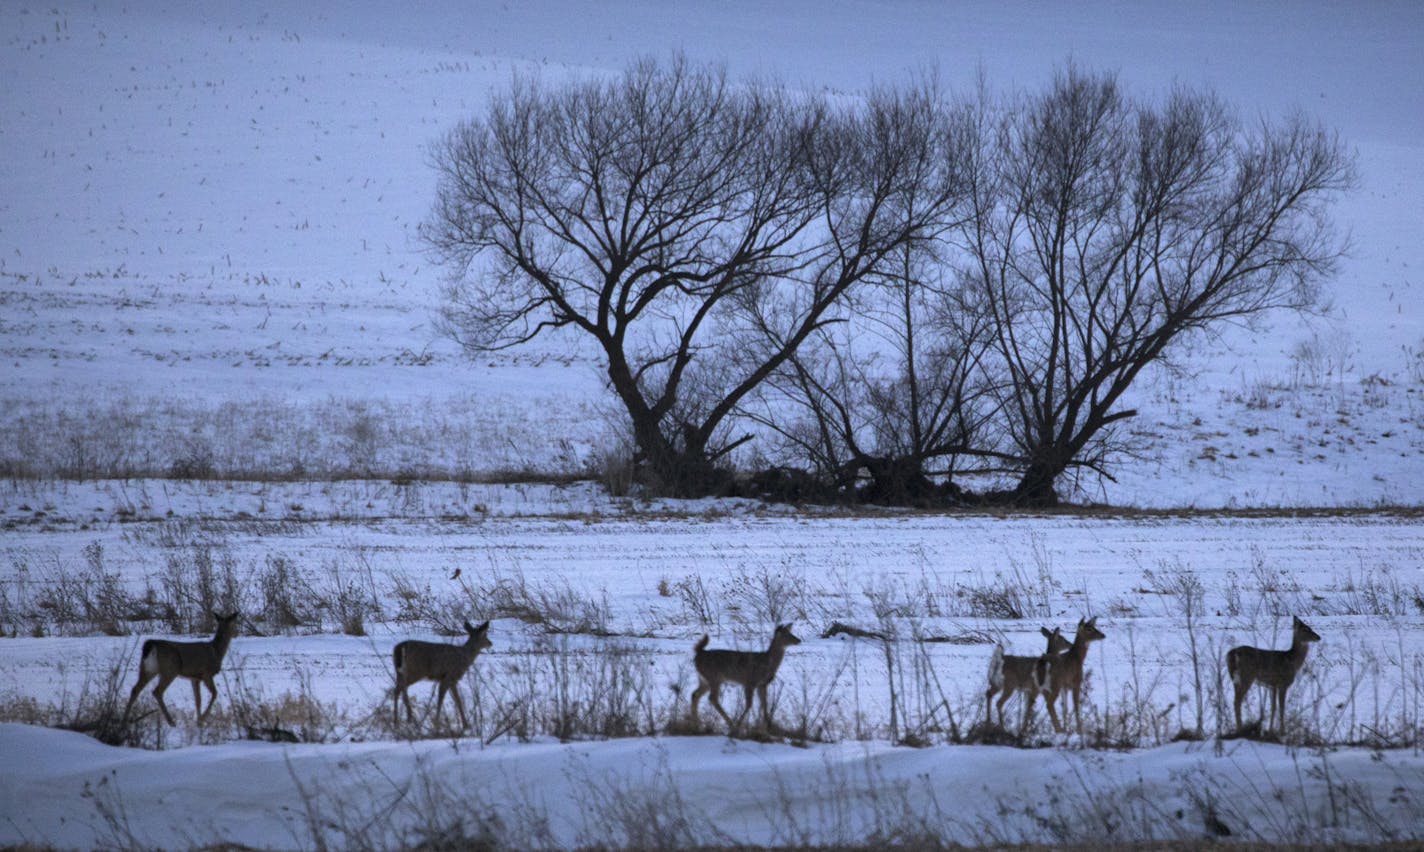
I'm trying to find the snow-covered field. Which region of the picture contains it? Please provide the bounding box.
[4,0,1424,848]
[5,491,1424,739]
[5,722,1424,849]
[2,488,1423,846]
[2,0,1422,505]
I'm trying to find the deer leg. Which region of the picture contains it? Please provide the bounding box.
[153,672,178,727]
[1072,686,1082,734]
[434,683,449,724]
[731,684,756,734]
[1021,689,1037,735]
[191,678,203,719]
[200,676,219,721]
[1232,677,1250,732]
[756,684,771,731]
[995,686,1015,728]
[393,678,405,723]
[1043,689,1064,734]
[690,678,708,725]
[125,669,156,719]
[985,686,996,724]
[450,682,468,730]
[707,684,736,730]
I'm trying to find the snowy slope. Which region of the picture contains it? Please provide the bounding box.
[2,0,1422,505]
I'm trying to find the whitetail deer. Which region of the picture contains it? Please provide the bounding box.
[1038,616,1106,734]
[123,611,240,726]
[985,626,1072,731]
[1227,616,1321,734]
[392,620,492,729]
[691,623,801,734]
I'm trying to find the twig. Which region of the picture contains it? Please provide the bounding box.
[820,621,887,641]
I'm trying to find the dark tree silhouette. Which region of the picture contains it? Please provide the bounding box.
[424,58,970,495]
[958,67,1356,505]
[744,242,1001,504]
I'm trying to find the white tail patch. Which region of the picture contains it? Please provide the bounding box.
[141,645,159,675]
[987,644,1005,690]
[1032,656,1053,692]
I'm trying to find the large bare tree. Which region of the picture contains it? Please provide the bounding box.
[424,58,970,495]
[959,67,1356,505]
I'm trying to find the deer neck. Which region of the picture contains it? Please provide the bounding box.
[1287,636,1312,670]
[211,624,236,661]
[765,640,788,673]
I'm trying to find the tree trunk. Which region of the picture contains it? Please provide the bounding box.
[1012,459,1061,507]
[629,415,731,498]
[859,456,938,506]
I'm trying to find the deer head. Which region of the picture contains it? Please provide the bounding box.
[464,619,493,651]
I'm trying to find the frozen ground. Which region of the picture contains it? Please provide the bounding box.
[4,1,1424,848]
[2,493,1423,845]
[4,492,1422,726]
[4,722,1424,849]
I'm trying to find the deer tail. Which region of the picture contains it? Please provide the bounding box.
[986,644,1005,690]
[1226,647,1239,684]
[392,643,405,674]
[139,639,159,674]
[694,634,710,654]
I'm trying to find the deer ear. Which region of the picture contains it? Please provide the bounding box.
[477,620,490,632]
[1040,626,1053,637]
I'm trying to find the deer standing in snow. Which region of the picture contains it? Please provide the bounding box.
[392,619,492,729]
[985,626,1072,732]
[691,623,801,734]
[123,611,240,726]
[1038,616,1106,734]
[1227,616,1321,735]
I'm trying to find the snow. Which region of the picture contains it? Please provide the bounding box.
[3,722,1422,848]
[2,0,1422,505]
[2,503,1421,845]
[3,0,1424,847]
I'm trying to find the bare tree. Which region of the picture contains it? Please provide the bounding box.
[959,66,1356,505]
[744,241,1001,504]
[423,57,969,495]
